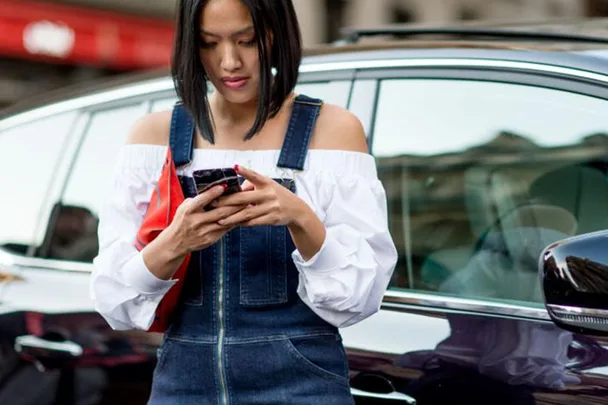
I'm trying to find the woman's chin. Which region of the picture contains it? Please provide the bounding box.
[210,83,256,104]
[221,92,258,106]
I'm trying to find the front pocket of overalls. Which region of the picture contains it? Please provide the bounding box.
[239,179,294,307]
[239,225,288,306]
[281,334,350,386]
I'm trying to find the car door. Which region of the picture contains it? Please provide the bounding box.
[342,52,608,405]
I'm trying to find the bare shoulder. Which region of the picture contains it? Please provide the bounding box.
[126,110,172,145]
[309,103,368,153]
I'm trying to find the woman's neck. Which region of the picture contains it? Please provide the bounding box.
[210,93,258,127]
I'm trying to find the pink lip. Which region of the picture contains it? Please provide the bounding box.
[221,77,248,90]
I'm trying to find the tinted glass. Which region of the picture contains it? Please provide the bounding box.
[48,104,146,262]
[372,79,608,305]
[0,112,77,254]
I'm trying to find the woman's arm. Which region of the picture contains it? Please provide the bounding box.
[287,105,370,260]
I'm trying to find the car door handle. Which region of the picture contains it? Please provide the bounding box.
[14,334,83,365]
[351,387,416,404]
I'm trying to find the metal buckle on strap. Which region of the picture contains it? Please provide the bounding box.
[278,167,298,189]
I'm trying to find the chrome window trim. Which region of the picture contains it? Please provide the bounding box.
[2,57,607,132]
[548,304,608,318]
[0,251,93,273]
[302,58,608,85]
[383,290,551,320]
[0,78,174,131]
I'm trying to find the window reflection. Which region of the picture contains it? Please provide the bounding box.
[50,104,146,263]
[62,104,145,217]
[372,79,608,305]
[42,204,99,262]
[0,111,76,254]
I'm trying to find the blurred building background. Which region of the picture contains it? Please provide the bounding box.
[0,0,607,109]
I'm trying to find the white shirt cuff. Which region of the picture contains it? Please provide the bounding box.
[291,236,344,273]
[122,253,177,295]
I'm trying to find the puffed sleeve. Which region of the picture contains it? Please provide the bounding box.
[292,152,398,328]
[90,146,177,331]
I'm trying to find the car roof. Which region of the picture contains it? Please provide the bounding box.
[2,17,608,123]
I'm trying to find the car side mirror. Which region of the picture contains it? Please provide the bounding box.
[540,230,608,335]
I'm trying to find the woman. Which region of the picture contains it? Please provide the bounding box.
[90,0,397,403]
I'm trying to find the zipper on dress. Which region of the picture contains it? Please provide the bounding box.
[217,238,228,405]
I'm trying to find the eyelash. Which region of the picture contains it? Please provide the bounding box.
[200,39,256,49]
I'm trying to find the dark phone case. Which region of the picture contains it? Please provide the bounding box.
[192,168,242,196]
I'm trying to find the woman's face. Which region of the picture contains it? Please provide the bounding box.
[199,0,260,105]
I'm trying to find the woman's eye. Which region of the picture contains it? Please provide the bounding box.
[200,41,217,49]
[240,38,256,47]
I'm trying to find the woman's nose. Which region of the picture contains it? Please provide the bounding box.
[220,45,242,72]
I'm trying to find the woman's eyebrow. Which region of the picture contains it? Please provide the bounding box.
[200,26,254,37]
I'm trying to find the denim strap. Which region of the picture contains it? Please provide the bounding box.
[169,102,195,168]
[276,95,323,171]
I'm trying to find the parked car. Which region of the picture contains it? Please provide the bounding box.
[2,19,608,405]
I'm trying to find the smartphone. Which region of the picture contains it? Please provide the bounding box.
[192,168,242,197]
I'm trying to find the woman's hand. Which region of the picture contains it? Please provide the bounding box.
[143,184,246,281]
[213,165,327,261]
[213,165,304,227]
[166,184,246,254]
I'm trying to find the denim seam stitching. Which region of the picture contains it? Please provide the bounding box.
[277,100,301,170]
[169,105,179,165]
[225,331,338,344]
[296,104,320,169]
[283,338,349,385]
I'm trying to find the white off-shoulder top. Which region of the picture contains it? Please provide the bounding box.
[90,145,398,331]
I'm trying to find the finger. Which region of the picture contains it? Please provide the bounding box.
[215,189,267,207]
[240,214,276,227]
[200,221,237,235]
[203,204,246,223]
[218,204,268,227]
[241,180,255,192]
[209,181,253,208]
[188,185,227,212]
[234,165,269,187]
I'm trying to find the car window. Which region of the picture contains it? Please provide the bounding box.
[348,79,377,137]
[372,78,608,306]
[43,103,147,262]
[295,80,352,107]
[0,111,77,255]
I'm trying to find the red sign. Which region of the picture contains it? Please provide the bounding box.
[0,0,175,70]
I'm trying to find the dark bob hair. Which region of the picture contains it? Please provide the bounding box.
[172,0,303,142]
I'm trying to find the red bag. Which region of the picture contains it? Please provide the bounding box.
[134,147,190,333]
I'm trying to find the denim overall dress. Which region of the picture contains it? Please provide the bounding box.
[148,95,355,405]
